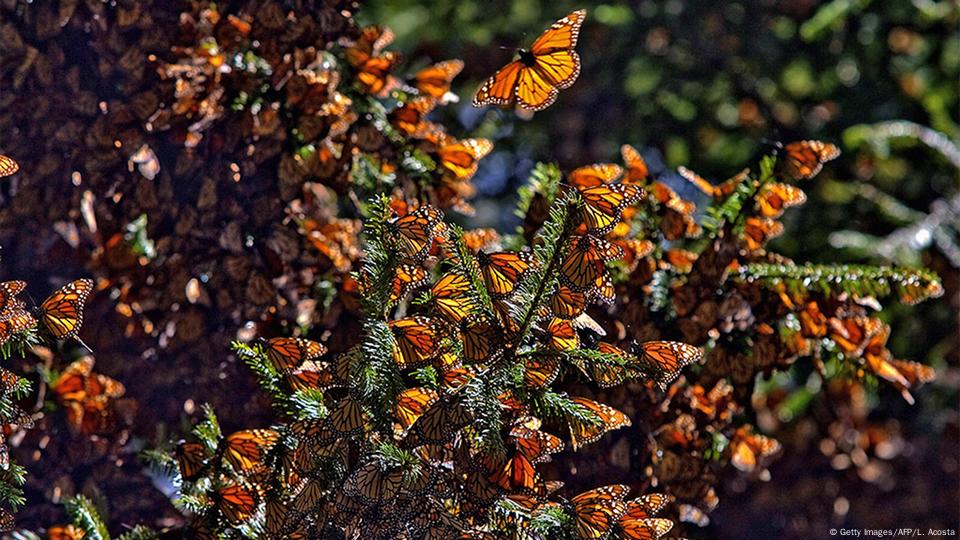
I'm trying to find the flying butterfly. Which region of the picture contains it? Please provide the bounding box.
[412,59,464,101]
[729,426,781,473]
[473,10,586,111]
[568,397,631,450]
[38,278,94,343]
[264,337,327,373]
[386,206,445,262]
[678,166,748,199]
[0,155,19,178]
[776,140,840,180]
[569,484,630,539]
[389,316,440,369]
[477,250,533,298]
[633,341,701,386]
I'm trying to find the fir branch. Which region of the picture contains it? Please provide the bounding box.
[116,526,160,540]
[736,263,944,304]
[192,404,222,451]
[64,495,110,540]
[356,194,398,319]
[446,224,497,320]
[356,321,403,434]
[514,162,563,220]
[529,391,600,428]
[514,191,576,345]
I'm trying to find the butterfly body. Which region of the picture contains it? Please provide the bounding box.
[473,10,586,111]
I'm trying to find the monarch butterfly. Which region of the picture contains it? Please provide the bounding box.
[569,484,630,539]
[620,145,649,184]
[650,183,701,241]
[39,279,94,341]
[51,357,125,404]
[510,425,564,463]
[776,140,840,180]
[575,341,633,388]
[0,311,36,346]
[176,441,208,481]
[568,163,624,188]
[0,281,26,316]
[742,216,784,251]
[483,446,540,492]
[678,166,748,200]
[345,461,404,503]
[729,426,781,472]
[46,525,86,540]
[550,284,589,319]
[634,341,701,386]
[390,263,429,304]
[386,206,445,262]
[344,25,401,95]
[477,250,532,298]
[223,429,280,472]
[522,353,561,388]
[328,395,366,437]
[615,516,674,540]
[215,483,259,523]
[405,396,472,447]
[560,235,624,292]
[756,182,807,218]
[0,155,18,178]
[436,136,494,180]
[577,184,644,234]
[622,493,671,519]
[473,10,586,111]
[0,508,12,532]
[391,96,438,137]
[389,316,440,369]
[568,397,631,450]
[286,359,344,392]
[432,272,477,322]
[412,59,464,100]
[264,337,327,373]
[460,316,497,363]
[665,249,697,273]
[394,386,439,431]
[543,318,579,351]
[898,279,944,305]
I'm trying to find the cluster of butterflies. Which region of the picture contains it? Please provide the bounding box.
[166,188,705,536]
[0,278,94,349]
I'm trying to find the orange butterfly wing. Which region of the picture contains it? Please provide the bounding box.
[413,59,464,99]
[0,155,19,178]
[40,279,94,339]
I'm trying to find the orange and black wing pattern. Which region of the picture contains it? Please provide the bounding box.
[477,250,533,298]
[389,316,440,369]
[265,337,327,373]
[412,59,464,99]
[776,140,840,180]
[387,206,445,262]
[0,155,18,178]
[634,341,701,386]
[39,278,94,340]
[473,10,586,111]
[568,397,631,450]
[569,484,630,539]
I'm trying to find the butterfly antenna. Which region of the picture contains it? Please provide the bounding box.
[75,336,94,354]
